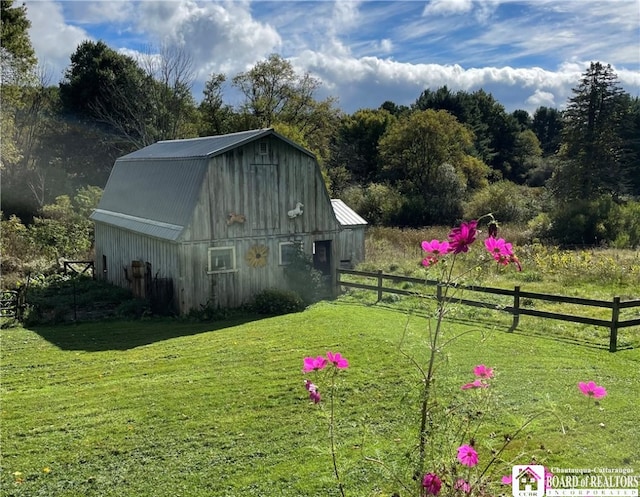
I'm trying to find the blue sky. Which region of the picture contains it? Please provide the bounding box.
[24,0,640,115]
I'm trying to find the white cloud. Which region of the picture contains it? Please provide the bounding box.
[525,89,556,108]
[24,0,91,80]
[423,0,474,16]
[133,1,282,77]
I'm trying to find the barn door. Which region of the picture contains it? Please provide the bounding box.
[313,240,332,276]
[313,240,333,298]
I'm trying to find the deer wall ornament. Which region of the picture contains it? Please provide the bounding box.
[227,212,246,225]
[287,202,304,219]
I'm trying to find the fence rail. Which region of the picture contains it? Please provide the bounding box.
[337,269,640,352]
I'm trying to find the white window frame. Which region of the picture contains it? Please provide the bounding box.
[279,241,300,266]
[207,246,237,273]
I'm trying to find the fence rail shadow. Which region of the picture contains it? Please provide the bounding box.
[337,268,640,352]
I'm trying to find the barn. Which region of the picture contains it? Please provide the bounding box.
[90,128,366,314]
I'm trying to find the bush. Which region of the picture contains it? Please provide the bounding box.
[283,245,325,304]
[464,181,542,223]
[251,288,306,315]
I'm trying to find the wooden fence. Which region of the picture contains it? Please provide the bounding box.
[337,269,640,352]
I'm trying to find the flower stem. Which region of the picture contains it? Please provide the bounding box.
[329,368,346,497]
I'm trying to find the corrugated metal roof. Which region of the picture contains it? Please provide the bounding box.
[91,209,184,241]
[91,157,207,240]
[119,128,315,160]
[93,129,319,240]
[331,199,368,226]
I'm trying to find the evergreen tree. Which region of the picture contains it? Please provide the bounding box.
[555,62,628,200]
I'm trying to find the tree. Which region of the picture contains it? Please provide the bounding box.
[413,87,521,181]
[232,53,319,128]
[327,108,395,190]
[231,54,340,163]
[138,43,199,141]
[199,73,235,136]
[0,0,36,78]
[619,95,640,197]
[531,106,563,156]
[378,109,489,225]
[555,62,628,200]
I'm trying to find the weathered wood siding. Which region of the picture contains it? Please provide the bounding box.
[94,223,179,303]
[337,226,366,268]
[177,136,341,312]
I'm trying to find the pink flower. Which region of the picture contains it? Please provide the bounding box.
[303,356,328,373]
[509,254,523,271]
[484,237,522,271]
[422,473,442,495]
[421,240,450,267]
[448,220,478,254]
[457,444,479,467]
[473,364,494,379]
[455,478,471,493]
[326,351,349,369]
[578,381,607,399]
[484,237,513,263]
[461,379,489,390]
[501,475,513,485]
[304,380,321,403]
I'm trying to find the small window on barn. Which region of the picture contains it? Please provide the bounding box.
[258,140,269,155]
[208,247,237,273]
[279,242,300,265]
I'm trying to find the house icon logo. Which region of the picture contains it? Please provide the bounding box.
[512,465,545,497]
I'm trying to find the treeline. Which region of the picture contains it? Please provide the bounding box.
[2,0,640,251]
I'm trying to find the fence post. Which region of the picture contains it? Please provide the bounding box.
[509,285,520,332]
[609,296,620,353]
[436,284,443,304]
[377,270,383,302]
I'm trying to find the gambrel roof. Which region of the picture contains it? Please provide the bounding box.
[120,128,315,160]
[91,128,316,241]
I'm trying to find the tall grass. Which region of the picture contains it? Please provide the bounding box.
[361,225,640,296]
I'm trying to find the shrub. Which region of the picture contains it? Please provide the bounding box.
[464,181,542,223]
[546,196,620,246]
[283,245,324,304]
[251,288,306,315]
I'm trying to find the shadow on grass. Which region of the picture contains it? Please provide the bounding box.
[29,314,265,352]
[328,299,636,352]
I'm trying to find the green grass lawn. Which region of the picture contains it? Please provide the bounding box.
[2,300,639,497]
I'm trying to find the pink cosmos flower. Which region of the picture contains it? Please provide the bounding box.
[421,239,451,267]
[422,473,442,495]
[501,475,513,485]
[304,380,321,403]
[457,444,479,467]
[303,356,328,373]
[509,254,523,271]
[484,237,513,263]
[461,379,489,390]
[326,351,349,369]
[473,364,494,379]
[448,220,478,254]
[578,381,607,399]
[455,478,471,493]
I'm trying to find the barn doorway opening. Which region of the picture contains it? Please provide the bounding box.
[312,240,334,299]
[313,240,332,276]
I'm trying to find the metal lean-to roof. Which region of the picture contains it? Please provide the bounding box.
[91,128,318,240]
[331,199,368,227]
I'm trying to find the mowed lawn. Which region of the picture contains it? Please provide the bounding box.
[1,300,639,497]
